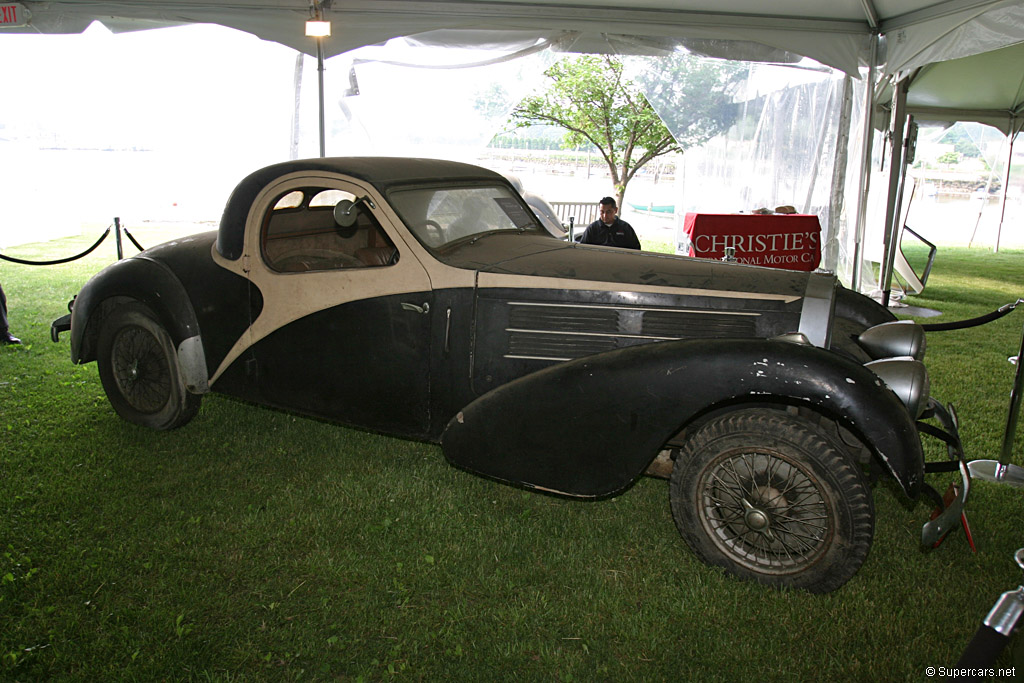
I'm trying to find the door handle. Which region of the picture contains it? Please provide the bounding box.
[401,302,430,314]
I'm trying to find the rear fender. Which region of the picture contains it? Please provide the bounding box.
[70,257,209,393]
[441,338,923,498]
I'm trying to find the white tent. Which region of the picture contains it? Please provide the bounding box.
[6,1,1023,77]
[4,0,1024,289]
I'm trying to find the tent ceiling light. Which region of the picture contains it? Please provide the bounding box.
[305,20,330,37]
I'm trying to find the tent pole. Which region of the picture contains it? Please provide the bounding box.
[290,52,304,160]
[826,74,854,274]
[880,76,909,307]
[317,37,326,158]
[851,33,879,293]
[995,121,1021,253]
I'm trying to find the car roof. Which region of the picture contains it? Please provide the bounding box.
[217,157,507,260]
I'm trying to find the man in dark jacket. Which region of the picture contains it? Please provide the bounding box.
[578,197,641,250]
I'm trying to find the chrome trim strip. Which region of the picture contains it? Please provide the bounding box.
[506,327,680,342]
[508,301,760,316]
[504,354,573,362]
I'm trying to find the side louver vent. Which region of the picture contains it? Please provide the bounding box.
[505,302,758,361]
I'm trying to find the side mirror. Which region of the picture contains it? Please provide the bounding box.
[334,196,377,229]
[334,199,359,229]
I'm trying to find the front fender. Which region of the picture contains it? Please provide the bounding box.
[441,338,923,499]
[835,285,897,328]
[70,256,208,392]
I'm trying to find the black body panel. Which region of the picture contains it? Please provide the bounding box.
[71,256,199,364]
[469,286,802,397]
[441,233,812,298]
[250,292,433,439]
[442,338,924,499]
[141,232,260,376]
[425,287,477,440]
[835,284,898,328]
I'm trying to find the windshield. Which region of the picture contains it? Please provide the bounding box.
[389,184,546,249]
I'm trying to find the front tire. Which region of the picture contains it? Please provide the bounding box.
[670,408,874,593]
[96,303,200,430]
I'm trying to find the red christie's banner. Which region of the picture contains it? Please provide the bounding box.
[682,213,821,271]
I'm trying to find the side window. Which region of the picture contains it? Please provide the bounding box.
[261,188,399,272]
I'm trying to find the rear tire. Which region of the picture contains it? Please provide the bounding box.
[96,303,200,430]
[670,408,874,593]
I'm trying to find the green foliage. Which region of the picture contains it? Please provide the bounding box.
[938,151,961,167]
[939,126,983,159]
[632,53,745,150]
[510,54,741,206]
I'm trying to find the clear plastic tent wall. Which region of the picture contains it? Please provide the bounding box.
[328,40,874,285]
[626,53,870,284]
[2,25,876,289]
[320,36,560,160]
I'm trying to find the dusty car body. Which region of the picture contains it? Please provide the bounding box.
[53,157,967,593]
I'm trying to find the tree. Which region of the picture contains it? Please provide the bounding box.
[939,126,982,159]
[510,54,742,207]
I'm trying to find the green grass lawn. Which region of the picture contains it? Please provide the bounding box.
[2,226,1023,681]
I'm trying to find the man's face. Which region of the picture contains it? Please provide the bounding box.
[599,204,617,223]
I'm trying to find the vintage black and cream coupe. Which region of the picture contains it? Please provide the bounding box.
[52,157,969,593]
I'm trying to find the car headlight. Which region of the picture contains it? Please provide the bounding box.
[864,357,930,418]
[857,320,926,360]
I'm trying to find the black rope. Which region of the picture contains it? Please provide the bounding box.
[0,227,111,266]
[921,299,1023,331]
[122,228,145,253]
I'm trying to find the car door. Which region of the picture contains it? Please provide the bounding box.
[243,174,435,439]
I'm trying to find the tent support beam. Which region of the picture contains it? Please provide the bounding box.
[995,120,1022,252]
[826,75,854,272]
[880,76,910,307]
[851,32,880,293]
[317,36,326,157]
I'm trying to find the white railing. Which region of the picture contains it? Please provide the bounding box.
[550,202,598,228]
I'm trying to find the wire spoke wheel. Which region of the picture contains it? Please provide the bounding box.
[700,449,830,574]
[97,303,200,430]
[110,325,173,414]
[670,408,874,593]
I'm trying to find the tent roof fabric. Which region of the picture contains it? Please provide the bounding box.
[905,41,1024,133]
[5,0,1024,131]
[4,0,1023,79]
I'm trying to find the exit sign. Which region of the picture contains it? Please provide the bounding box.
[0,3,29,28]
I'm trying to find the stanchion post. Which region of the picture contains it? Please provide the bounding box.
[968,319,1024,488]
[113,217,124,261]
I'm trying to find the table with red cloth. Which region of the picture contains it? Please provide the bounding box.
[681,213,821,271]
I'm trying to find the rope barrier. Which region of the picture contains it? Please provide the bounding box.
[0,227,112,266]
[123,227,145,253]
[921,299,1023,332]
[0,221,147,266]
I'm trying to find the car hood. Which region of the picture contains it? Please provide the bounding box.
[439,233,813,298]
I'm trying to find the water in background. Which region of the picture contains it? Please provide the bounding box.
[0,144,286,247]
[902,194,1023,249]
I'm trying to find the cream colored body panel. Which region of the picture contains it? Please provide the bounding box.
[475,271,801,304]
[209,171,437,385]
